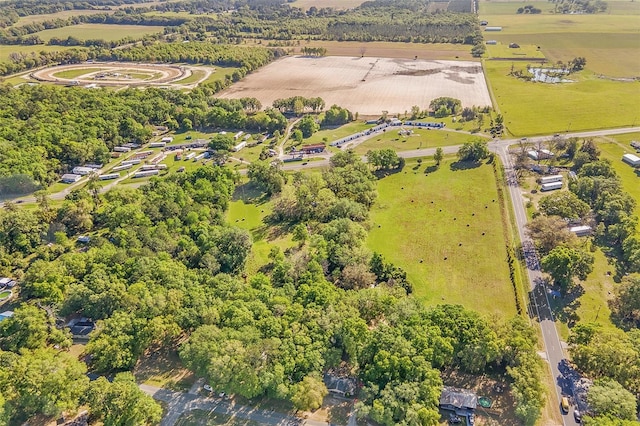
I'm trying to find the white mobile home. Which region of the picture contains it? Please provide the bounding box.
[233,141,247,152]
[185,152,196,160]
[570,225,592,237]
[233,131,244,140]
[111,164,133,172]
[541,181,563,192]
[161,136,174,143]
[149,142,166,148]
[133,170,159,178]
[527,149,554,161]
[113,146,131,153]
[121,159,142,166]
[61,173,82,183]
[72,166,95,176]
[540,175,563,184]
[622,153,640,167]
[98,173,119,180]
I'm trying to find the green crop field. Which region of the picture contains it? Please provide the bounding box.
[15,10,115,26]
[352,130,485,155]
[479,0,640,76]
[33,24,165,43]
[367,157,516,318]
[484,60,640,136]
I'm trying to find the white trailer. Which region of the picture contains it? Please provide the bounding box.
[149,142,166,148]
[112,164,133,172]
[121,159,142,166]
[233,141,247,152]
[194,153,206,161]
[113,146,131,152]
[133,170,159,178]
[99,173,119,180]
[185,152,196,160]
[540,175,563,184]
[541,181,563,192]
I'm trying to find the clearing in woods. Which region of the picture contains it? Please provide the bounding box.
[367,157,516,318]
[219,56,492,117]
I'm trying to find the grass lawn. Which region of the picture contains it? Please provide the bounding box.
[550,247,618,341]
[53,67,105,79]
[485,43,546,60]
[33,24,165,43]
[0,290,11,299]
[367,156,517,318]
[299,122,373,146]
[352,129,485,155]
[484,60,640,136]
[173,69,208,85]
[227,183,294,275]
[597,133,640,217]
[201,66,241,85]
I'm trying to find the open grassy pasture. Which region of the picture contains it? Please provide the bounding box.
[53,67,105,79]
[367,157,516,318]
[352,129,484,155]
[485,43,545,60]
[15,10,115,26]
[479,0,640,76]
[201,66,241,85]
[227,185,294,275]
[484,60,640,136]
[173,69,207,85]
[33,24,165,42]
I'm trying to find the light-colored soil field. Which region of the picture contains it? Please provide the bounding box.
[219,56,492,116]
[32,24,165,43]
[484,60,640,136]
[367,157,517,318]
[291,0,365,10]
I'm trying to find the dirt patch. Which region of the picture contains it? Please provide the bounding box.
[219,56,492,116]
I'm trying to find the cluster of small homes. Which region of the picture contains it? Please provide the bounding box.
[61,164,104,184]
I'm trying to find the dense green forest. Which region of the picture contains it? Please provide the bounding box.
[0,150,544,425]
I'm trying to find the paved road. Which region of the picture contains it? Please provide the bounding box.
[140,384,331,426]
[494,144,578,426]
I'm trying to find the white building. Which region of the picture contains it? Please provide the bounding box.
[161,136,174,143]
[622,153,640,167]
[541,181,562,192]
[72,166,95,176]
[527,149,554,161]
[570,225,592,237]
[61,173,82,183]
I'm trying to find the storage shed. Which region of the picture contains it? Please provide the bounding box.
[622,153,640,167]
